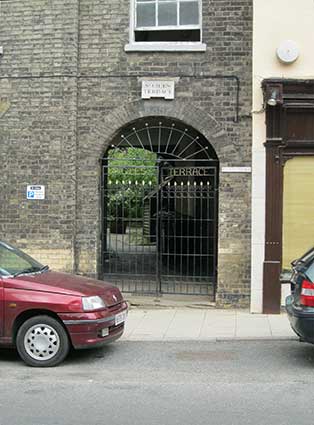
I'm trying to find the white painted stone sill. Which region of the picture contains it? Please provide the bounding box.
[124,42,207,52]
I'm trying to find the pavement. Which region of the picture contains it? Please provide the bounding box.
[121,295,296,341]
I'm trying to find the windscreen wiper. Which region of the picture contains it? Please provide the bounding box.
[13,266,41,278]
[39,265,49,273]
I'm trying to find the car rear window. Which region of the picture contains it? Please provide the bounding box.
[305,261,314,283]
[293,247,314,266]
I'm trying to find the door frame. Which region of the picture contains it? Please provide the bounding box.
[262,79,314,313]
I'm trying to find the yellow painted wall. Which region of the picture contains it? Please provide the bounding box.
[253,0,314,114]
[283,157,314,269]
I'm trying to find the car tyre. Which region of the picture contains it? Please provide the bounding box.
[16,315,70,367]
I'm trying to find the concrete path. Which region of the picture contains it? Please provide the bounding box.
[122,308,296,341]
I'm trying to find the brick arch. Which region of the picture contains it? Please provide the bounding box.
[97,100,222,299]
[75,99,226,281]
[89,99,226,161]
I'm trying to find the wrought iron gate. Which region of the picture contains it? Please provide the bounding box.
[102,159,218,297]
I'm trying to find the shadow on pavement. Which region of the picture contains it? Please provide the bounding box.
[0,344,118,368]
[0,348,20,363]
[1,340,314,371]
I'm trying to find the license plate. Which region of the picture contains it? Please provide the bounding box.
[115,311,127,326]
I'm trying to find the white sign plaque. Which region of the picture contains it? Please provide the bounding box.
[142,80,175,100]
[221,167,252,173]
[27,185,45,200]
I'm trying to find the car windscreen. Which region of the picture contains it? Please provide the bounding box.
[0,241,43,277]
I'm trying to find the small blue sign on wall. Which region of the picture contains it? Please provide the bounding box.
[26,185,45,200]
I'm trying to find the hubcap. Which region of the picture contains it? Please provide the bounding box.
[24,324,61,361]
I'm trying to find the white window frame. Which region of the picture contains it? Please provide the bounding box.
[125,0,206,52]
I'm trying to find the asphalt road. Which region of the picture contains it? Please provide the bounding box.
[1,340,314,425]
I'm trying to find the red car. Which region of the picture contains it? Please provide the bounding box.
[0,241,128,367]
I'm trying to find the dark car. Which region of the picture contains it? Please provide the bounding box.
[0,241,128,367]
[286,247,314,343]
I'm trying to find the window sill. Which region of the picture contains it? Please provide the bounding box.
[124,42,207,52]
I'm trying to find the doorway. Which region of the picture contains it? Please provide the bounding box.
[101,118,219,297]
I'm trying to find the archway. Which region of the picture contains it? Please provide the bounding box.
[101,117,219,298]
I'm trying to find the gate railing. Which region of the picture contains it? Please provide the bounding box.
[101,160,218,297]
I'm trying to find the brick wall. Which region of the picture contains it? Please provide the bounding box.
[0,0,252,306]
[0,0,78,270]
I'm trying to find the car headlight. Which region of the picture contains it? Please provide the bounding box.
[82,296,106,311]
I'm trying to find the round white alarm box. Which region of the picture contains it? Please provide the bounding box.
[276,40,299,64]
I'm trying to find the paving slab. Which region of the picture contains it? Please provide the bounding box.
[122,307,297,341]
[200,310,236,338]
[128,309,176,340]
[235,312,271,338]
[164,310,206,339]
[267,314,296,337]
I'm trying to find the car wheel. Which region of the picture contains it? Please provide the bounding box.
[16,315,70,367]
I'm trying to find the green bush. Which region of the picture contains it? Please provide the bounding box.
[107,148,157,220]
